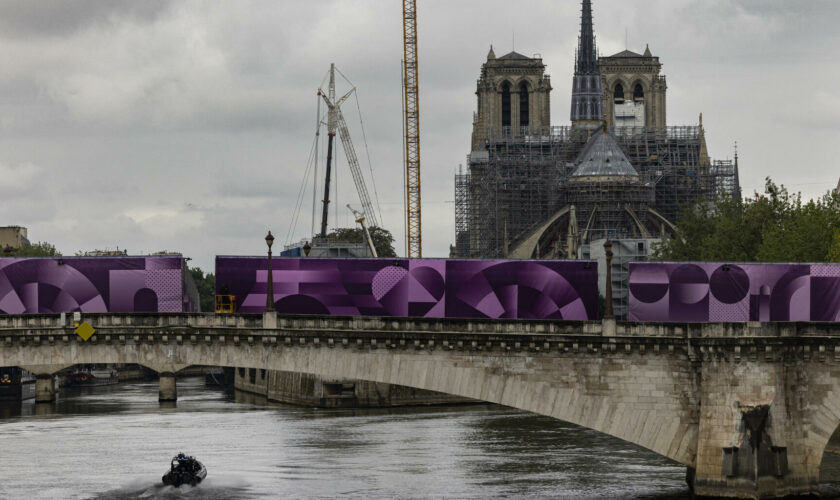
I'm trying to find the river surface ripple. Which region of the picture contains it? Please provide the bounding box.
[3,377,840,499]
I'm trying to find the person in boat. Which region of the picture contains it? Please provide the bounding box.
[172,453,200,474]
[164,452,205,487]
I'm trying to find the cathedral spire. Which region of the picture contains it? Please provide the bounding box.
[575,0,598,75]
[570,0,603,125]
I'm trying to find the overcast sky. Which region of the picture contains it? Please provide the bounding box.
[1,0,838,271]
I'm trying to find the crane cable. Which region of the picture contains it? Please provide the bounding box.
[353,92,384,228]
[284,108,324,246]
[334,66,384,227]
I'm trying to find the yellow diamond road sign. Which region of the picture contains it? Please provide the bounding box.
[75,321,95,341]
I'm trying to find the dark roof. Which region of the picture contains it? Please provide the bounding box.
[571,129,639,178]
[498,51,531,60]
[607,49,645,58]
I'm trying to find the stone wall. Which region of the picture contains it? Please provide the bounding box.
[235,369,473,408]
[690,343,840,498]
[233,366,268,396]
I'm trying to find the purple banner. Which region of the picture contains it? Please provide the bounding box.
[216,257,598,320]
[0,257,192,314]
[629,262,840,322]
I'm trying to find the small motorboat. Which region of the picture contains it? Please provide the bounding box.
[162,453,207,487]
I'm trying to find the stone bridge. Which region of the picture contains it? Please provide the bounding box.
[3,312,840,499]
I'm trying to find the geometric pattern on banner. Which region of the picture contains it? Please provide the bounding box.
[215,257,599,320]
[0,256,184,314]
[629,262,840,323]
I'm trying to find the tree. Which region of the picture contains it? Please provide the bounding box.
[6,241,61,257]
[655,178,840,263]
[325,226,397,257]
[189,267,216,312]
[829,231,840,263]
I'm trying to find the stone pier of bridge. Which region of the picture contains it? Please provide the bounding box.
[3,312,840,499]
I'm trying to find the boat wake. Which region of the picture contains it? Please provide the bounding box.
[89,476,254,500]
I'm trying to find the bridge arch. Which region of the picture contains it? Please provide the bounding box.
[7,332,698,467]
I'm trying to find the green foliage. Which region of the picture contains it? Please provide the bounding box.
[189,267,216,312]
[655,178,840,263]
[7,241,61,257]
[325,226,397,257]
[828,231,840,263]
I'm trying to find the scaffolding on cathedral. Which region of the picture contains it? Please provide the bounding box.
[454,125,740,258]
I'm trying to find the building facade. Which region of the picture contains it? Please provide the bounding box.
[0,226,29,250]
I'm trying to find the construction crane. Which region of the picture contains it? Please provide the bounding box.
[318,64,380,237]
[347,204,378,258]
[317,65,338,238]
[402,0,422,257]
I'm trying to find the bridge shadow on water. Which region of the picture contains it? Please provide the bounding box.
[232,389,693,499]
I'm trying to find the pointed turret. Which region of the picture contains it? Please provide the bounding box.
[487,45,496,60]
[570,0,603,126]
[643,43,652,57]
[575,0,598,75]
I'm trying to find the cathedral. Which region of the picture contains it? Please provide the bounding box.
[454,0,740,317]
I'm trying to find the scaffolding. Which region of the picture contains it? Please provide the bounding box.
[454,166,470,256]
[566,177,656,243]
[455,125,740,258]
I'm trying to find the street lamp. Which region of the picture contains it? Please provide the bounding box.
[603,239,614,320]
[265,231,275,312]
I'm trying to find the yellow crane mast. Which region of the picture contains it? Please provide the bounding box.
[402,0,422,257]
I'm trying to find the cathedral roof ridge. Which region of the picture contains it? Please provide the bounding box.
[608,49,646,58]
[498,50,531,60]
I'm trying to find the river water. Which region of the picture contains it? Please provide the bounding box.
[2,377,840,499]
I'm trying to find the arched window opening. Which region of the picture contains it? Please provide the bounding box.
[614,83,625,103]
[634,83,644,100]
[519,83,529,128]
[501,83,511,128]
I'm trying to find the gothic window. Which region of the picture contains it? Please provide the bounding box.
[634,83,644,100]
[614,83,624,102]
[519,82,529,127]
[501,82,511,128]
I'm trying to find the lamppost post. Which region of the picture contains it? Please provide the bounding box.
[603,239,614,320]
[265,231,275,312]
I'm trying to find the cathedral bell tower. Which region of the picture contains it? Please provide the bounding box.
[599,44,667,129]
[471,46,552,151]
[570,0,603,127]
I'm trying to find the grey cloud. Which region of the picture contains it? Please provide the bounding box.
[0,0,172,39]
